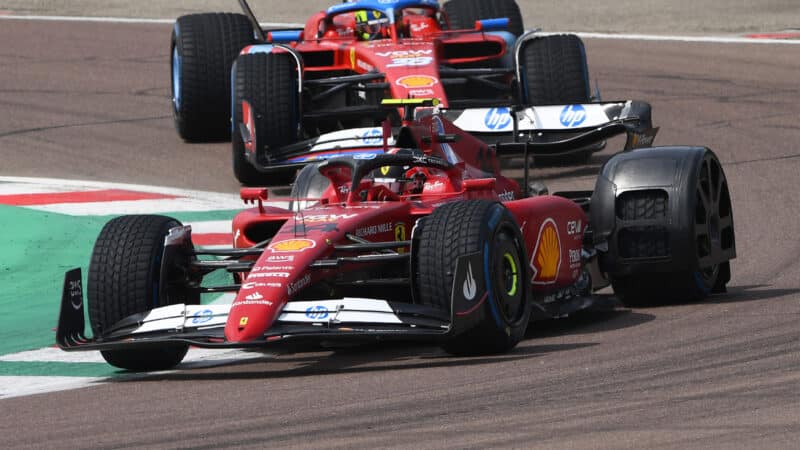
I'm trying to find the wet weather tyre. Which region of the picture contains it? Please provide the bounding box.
[171,13,254,142]
[232,52,300,186]
[413,200,531,355]
[444,0,524,36]
[598,149,735,306]
[518,34,591,106]
[518,34,593,163]
[88,215,199,371]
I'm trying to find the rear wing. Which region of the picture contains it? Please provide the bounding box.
[244,98,658,182]
[445,100,659,153]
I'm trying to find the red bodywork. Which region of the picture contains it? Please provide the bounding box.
[224,112,586,343]
[241,6,510,109]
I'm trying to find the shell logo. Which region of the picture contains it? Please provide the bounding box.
[396,75,438,88]
[268,239,316,253]
[530,218,561,284]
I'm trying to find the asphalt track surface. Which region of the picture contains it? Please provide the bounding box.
[1,13,800,450]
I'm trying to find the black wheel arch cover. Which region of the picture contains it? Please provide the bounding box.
[590,146,736,276]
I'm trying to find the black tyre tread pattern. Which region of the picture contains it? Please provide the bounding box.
[612,188,713,306]
[173,13,253,142]
[414,200,528,355]
[232,52,298,185]
[521,34,591,105]
[617,227,669,259]
[87,215,188,371]
[415,200,492,311]
[617,191,667,221]
[616,191,669,259]
[444,0,524,36]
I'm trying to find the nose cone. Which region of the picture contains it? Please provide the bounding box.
[224,300,274,343]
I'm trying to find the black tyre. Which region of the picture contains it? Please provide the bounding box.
[444,0,524,36]
[413,200,531,355]
[518,34,591,106]
[171,13,254,142]
[593,148,735,306]
[232,52,300,186]
[88,215,199,371]
[518,34,593,163]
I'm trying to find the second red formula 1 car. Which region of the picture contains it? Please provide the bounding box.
[58,98,736,371]
[170,0,599,184]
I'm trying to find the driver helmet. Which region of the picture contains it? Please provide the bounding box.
[354,9,390,41]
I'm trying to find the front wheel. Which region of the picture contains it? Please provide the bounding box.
[443,0,524,36]
[413,200,531,355]
[171,13,254,142]
[232,52,300,186]
[517,34,591,106]
[88,215,199,371]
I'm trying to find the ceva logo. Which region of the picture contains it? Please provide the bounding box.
[559,105,587,128]
[484,107,512,130]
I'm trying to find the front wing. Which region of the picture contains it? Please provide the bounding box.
[56,269,450,352]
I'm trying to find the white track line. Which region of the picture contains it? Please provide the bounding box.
[0,376,104,400]
[28,198,241,216]
[0,347,266,365]
[0,349,271,399]
[568,31,800,45]
[0,176,292,211]
[0,176,241,202]
[0,14,303,28]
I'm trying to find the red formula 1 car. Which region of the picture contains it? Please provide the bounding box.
[58,98,736,371]
[170,0,598,185]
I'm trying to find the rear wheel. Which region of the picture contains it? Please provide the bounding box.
[88,215,199,371]
[444,0,524,36]
[594,148,735,306]
[413,200,530,355]
[171,13,254,142]
[232,52,300,186]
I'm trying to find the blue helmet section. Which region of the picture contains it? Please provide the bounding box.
[327,0,439,18]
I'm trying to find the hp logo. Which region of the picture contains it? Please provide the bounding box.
[361,129,382,145]
[559,105,587,127]
[484,107,512,130]
[305,305,329,320]
[191,309,214,324]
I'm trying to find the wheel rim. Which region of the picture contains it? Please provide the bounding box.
[171,45,182,111]
[502,252,519,297]
[694,155,733,285]
[491,227,525,323]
